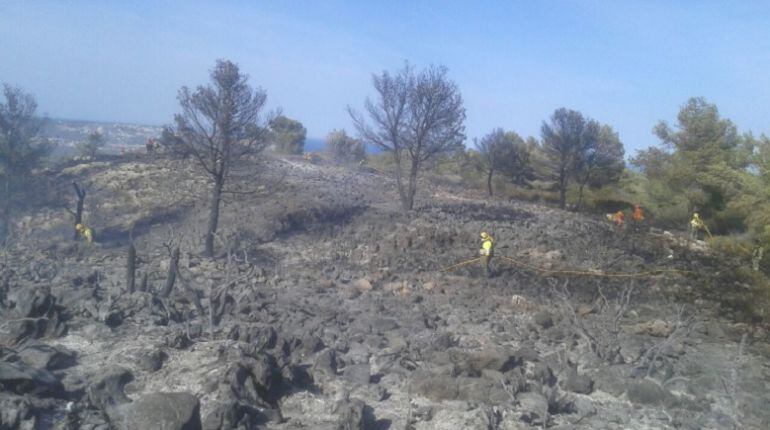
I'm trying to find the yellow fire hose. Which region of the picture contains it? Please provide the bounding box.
[497,255,694,278]
[440,254,694,278]
[360,165,389,176]
[440,256,485,272]
[371,167,389,176]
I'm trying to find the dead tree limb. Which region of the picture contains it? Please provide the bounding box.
[641,304,694,378]
[552,278,636,365]
[613,282,636,332]
[70,182,86,240]
[126,242,136,293]
[161,247,180,298]
[208,232,255,332]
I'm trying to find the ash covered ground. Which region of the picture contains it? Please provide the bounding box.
[2,154,769,429]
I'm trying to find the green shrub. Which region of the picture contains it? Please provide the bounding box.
[325,129,365,163]
[707,235,770,322]
[716,265,770,322]
[589,199,633,214]
[708,235,754,258]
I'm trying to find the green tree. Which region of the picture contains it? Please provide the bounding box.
[630,146,671,179]
[729,134,770,243]
[525,136,549,178]
[77,130,106,159]
[575,125,625,210]
[349,63,465,211]
[474,129,506,197]
[504,131,536,186]
[269,115,306,155]
[173,59,271,257]
[651,97,748,227]
[326,129,365,163]
[0,84,52,240]
[540,108,596,209]
[474,128,533,196]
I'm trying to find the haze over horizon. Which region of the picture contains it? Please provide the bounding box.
[2,0,770,155]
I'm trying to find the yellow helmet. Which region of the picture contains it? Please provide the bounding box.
[480,232,489,239]
[75,223,84,231]
[693,213,700,218]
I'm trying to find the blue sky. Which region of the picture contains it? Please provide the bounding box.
[2,1,769,155]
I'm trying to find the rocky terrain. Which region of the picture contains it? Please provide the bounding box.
[1,154,769,429]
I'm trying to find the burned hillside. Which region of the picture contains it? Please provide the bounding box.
[1,153,769,430]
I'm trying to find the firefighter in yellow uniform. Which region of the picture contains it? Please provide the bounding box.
[75,223,93,243]
[479,232,494,277]
[689,213,711,239]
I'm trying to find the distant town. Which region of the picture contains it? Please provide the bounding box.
[42,118,162,154]
[42,118,333,157]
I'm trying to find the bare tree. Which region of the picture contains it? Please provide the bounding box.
[349,63,465,211]
[349,64,411,207]
[173,59,271,256]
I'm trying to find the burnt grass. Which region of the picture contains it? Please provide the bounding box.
[1,154,770,430]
